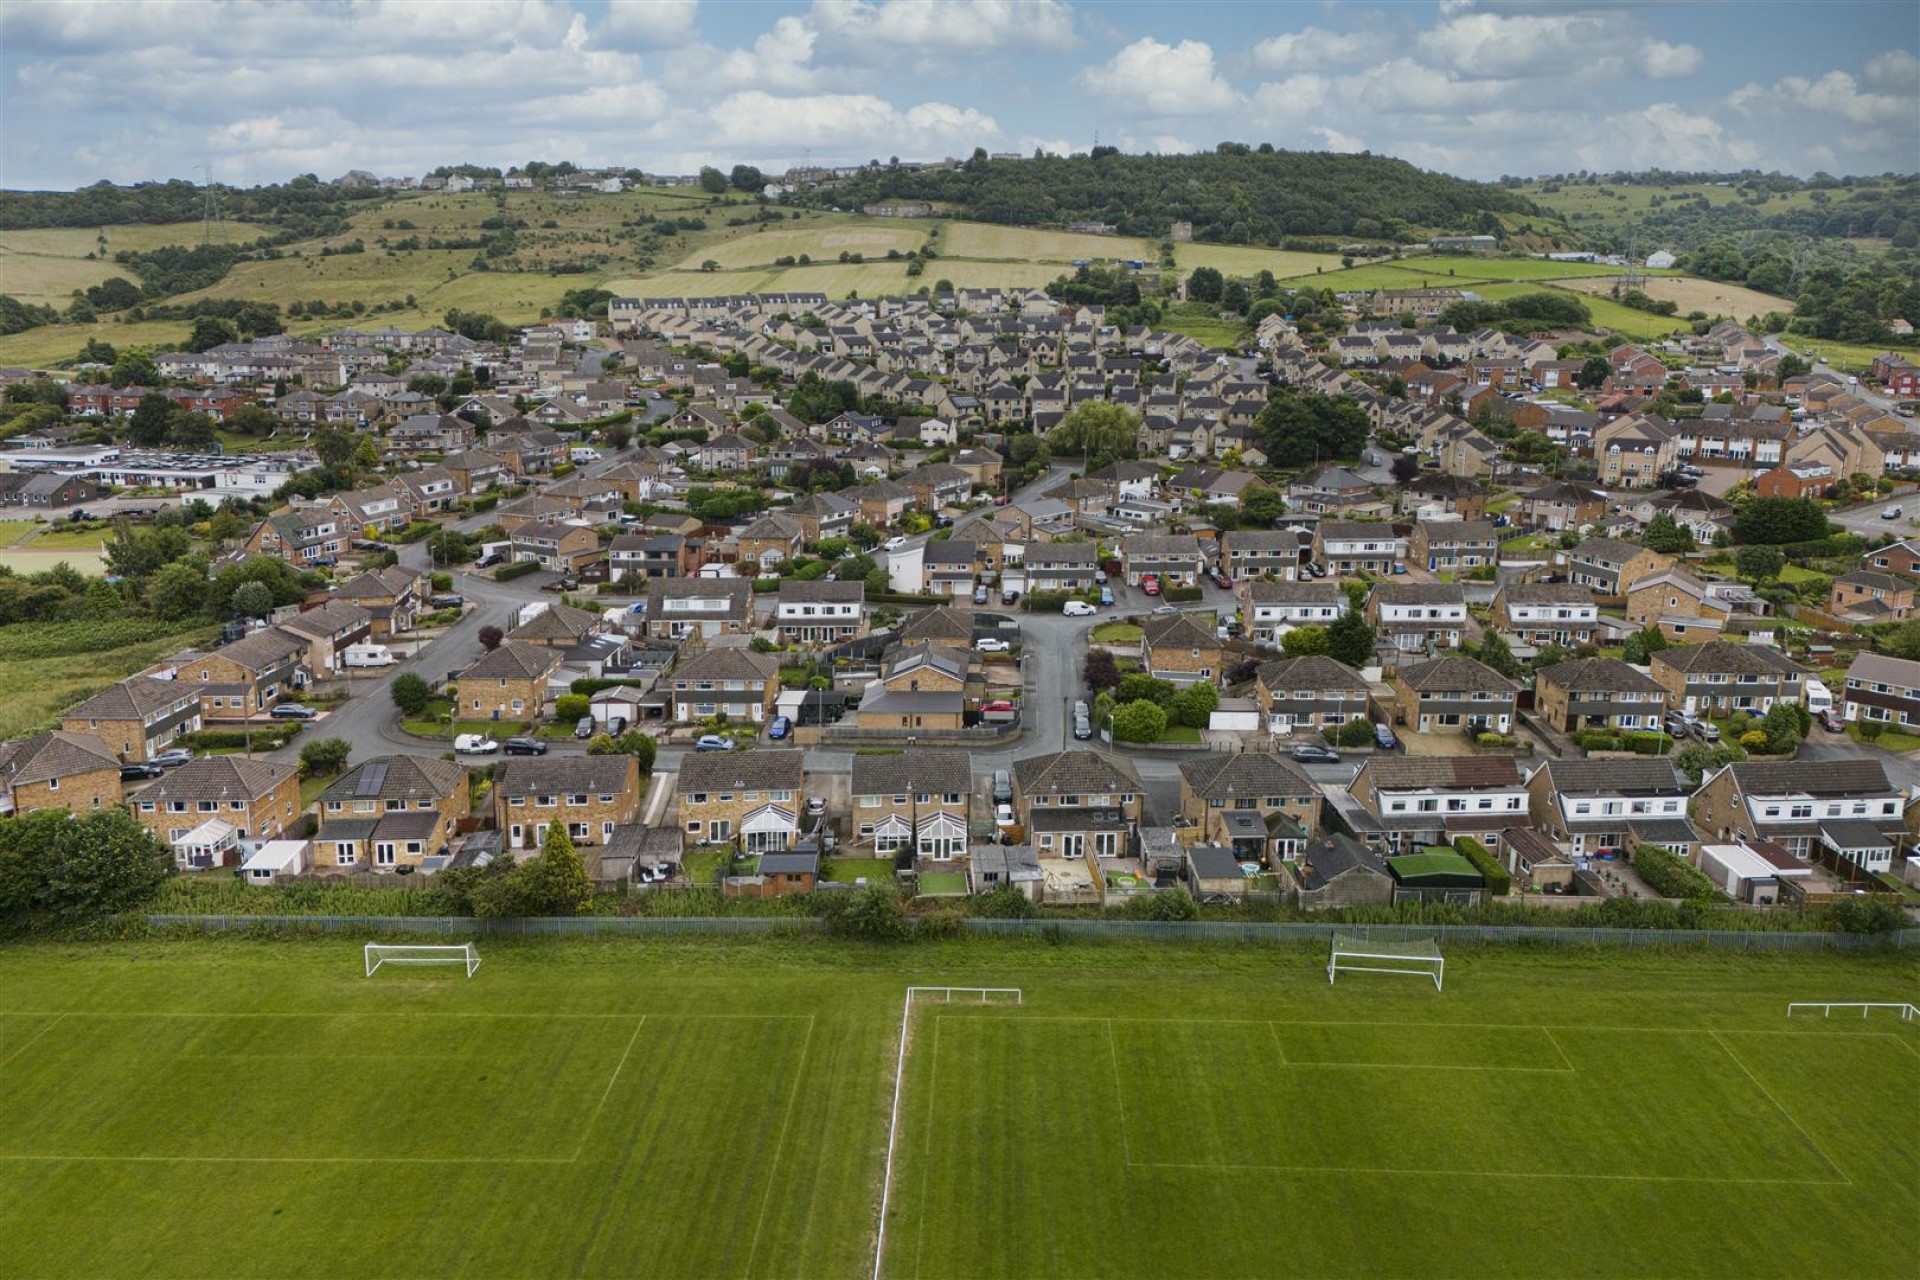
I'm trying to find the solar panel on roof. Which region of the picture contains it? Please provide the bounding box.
[355,763,388,797]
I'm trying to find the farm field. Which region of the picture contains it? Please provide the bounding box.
[1470,279,1691,342]
[0,937,1912,1279]
[1557,273,1793,319]
[670,221,930,271]
[938,221,1158,264]
[0,619,212,740]
[0,222,268,304]
[1173,244,1343,278]
[1519,181,1828,224]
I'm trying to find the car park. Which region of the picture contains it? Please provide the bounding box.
[503,736,548,755]
[574,716,596,739]
[975,636,1012,652]
[270,703,317,720]
[693,734,735,752]
[769,715,792,740]
[1289,744,1341,765]
[120,762,165,781]
[453,734,499,755]
[150,748,195,769]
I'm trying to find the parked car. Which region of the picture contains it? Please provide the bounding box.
[574,716,596,739]
[120,762,165,781]
[270,703,317,720]
[453,734,499,755]
[150,748,195,769]
[882,535,907,551]
[1374,722,1399,751]
[1695,721,1722,742]
[993,494,1011,506]
[975,636,1012,653]
[429,594,464,610]
[994,802,1016,827]
[1819,709,1846,733]
[1153,604,1179,615]
[1663,713,1693,737]
[1141,575,1160,596]
[1884,506,1904,520]
[503,736,548,755]
[1210,571,1232,590]
[1305,562,1327,578]
[607,716,628,736]
[1063,600,1098,617]
[768,715,792,740]
[972,584,989,605]
[992,769,1012,804]
[693,734,735,752]
[1073,714,1093,741]
[475,553,503,568]
[1093,569,1108,585]
[806,796,826,816]
[1099,586,1114,606]
[1289,744,1341,765]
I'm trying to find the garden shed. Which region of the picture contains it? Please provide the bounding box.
[1386,850,1487,905]
[1185,842,1248,902]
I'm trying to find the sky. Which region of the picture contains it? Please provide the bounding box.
[1,0,1915,192]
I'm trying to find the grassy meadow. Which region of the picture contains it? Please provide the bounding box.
[0,936,1911,1279]
[0,618,213,740]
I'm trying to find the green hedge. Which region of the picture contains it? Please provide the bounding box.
[396,522,436,544]
[1452,836,1510,896]
[570,677,648,696]
[175,726,302,751]
[1024,588,1099,613]
[467,493,500,512]
[493,561,539,582]
[1631,844,1717,901]
[1161,585,1204,603]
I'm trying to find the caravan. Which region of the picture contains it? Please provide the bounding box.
[342,643,398,669]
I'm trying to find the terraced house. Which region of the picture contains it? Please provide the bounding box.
[677,749,805,853]
[1650,642,1804,717]
[313,755,470,871]
[1533,658,1668,735]
[61,676,203,762]
[130,757,301,845]
[669,649,780,724]
[1177,753,1319,863]
[494,755,640,852]
[1389,657,1517,736]
[849,748,971,860]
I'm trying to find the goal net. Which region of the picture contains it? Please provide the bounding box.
[364,942,481,978]
[1329,933,1444,992]
[1786,1001,1918,1021]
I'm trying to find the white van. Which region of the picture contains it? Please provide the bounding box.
[570,446,601,463]
[1062,600,1098,617]
[342,643,397,669]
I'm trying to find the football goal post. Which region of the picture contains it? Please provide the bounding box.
[1328,933,1444,992]
[1786,1001,1919,1021]
[364,942,481,978]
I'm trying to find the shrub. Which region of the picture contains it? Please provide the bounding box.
[973,884,1036,918]
[493,561,538,581]
[1023,590,1073,613]
[554,693,590,722]
[1621,731,1670,755]
[1111,698,1168,742]
[1132,886,1199,920]
[825,885,910,941]
[1475,732,1517,748]
[1161,585,1203,603]
[1739,730,1769,751]
[390,671,431,717]
[1171,681,1218,727]
[1858,719,1885,741]
[1452,836,1510,896]
[1336,716,1375,748]
[298,737,351,777]
[1630,844,1716,901]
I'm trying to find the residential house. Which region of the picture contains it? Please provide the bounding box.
[1650,642,1805,717]
[735,513,807,571]
[642,579,756,641]
[1292,833,1393,909]
[1243,580,1346,645]
[1841,651,1920,731]
[459,641,563,721]
[275,601,373,676]
[1399,473,1489,522]
[1858,538,1920,582]
[1177,753,1319,863]
[332,566,428,636]
[1563,538,1673,599]
[312,755,470,871]
[1827,570,1917,623]
[1314,521,1405,574]
[1254,655,1371,736]
[848,748,971,860]
[669,649,780,724]
[325,484,411,540]
[1516,480,1607,532]
[1526,757,1698,860]
[506,603,610,650]
[921,540,984,597]
[676,748,806,853]
[1489,582,1598,647]
[1389,657,1517,736]
[151,630,307,719]
[1011,749,1145,861]
[509,521,601,575]
[856,642,968,730]
[1692,760,1903,871]
[1533,658,1668,735]
[1120,533,1205,586]
[1594,413,1679,488]
[241,510,345,567]
[1125,615,1220,689]
[61,677,204,762]
[608,534,688,584]
[1023,542,1100,594]
[494,755,640,853]
[1367,583,1467,653]
[1624,567,1767,642]
[130,758,301,848]
[1345,755,1530,855]
[0,731,123,816]
[1407,520,1498,573]
[1285,465,1376,515]
[775,581,864,645]
[784,492,859,542]
[1218,530,1301,583]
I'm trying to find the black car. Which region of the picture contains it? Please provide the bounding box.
[120,762,165,781]
[503,736,548,755]
[429,594,464,610]
[1289,744,1342,765]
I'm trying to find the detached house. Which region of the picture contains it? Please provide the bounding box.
[459,641,563,721]
[857,642,968,731]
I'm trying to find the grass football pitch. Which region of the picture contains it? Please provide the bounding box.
[0,939,1913,1278]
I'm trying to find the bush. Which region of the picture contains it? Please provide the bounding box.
[824,885,910,941]
[1621,731,1670,755]
[390,671,431,717]
[1110,698,1168,742]
[1161,585,1203,603]
[1452,837,1510,896]
[1130,886,1199,920]
[493,561,538,581]
[174,726,300,751]
[298,737,351,777]
[1023,590,1074,613]
[1171,681,1218,727]
[1630,844,1717,901]
[1336,716,1375,748]
[1858,719,1885,741]
[554,693,590,722]
[973,884,1036,918]
[1739,730,1769,751]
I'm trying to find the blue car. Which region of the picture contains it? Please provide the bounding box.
[768,715,792,740]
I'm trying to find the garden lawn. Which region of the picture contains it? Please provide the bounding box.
[1157,724,1202,743]
[1089,622,1143,644]
[0,939,1911,1279]
[823,857,898,885]
[1846,723,1920,753]
[22,526,108,550]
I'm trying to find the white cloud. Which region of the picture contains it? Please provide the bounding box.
[810,0,1075,52]
[1638,40,1703,81]
[697,15,821,91]
[1426,11,1615,79]
[1311,127,1366,154]
[1017,135,1078,158]
[598,0,699,47]
[1341,59,1509,113]
[701,91,996,153]
[1731,63,1919,128]
[1250,26,1384,72]
[1079,38,1240,116]
[1865,49,1919,92]
[1248,75,1330,129]
[1585,102,1761,172]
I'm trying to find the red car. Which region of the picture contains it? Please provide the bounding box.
[1210,571,1232,590]
[1141,575,1160,596]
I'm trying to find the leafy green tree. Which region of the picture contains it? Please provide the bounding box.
[1049,402,1140,463]
[1576,356,1611,389]
[1474,632,1519,678]
[1241,485,1286,526]
[0,809,168,926]
[1110,698,1168,742]
[108,349,158,388]
[1327,610,1376,666]
[425,528,472,565]
[554,693,590,723]
[1186,266,1224,303]
[185,315,239,352]
[1115,673,1177,706]
[145,560,208,620]
[828,885,910,941]
[126,393,175,447]
[1281,626,1331,656]
[1172,680,1218,727]
[698,166,729,194]
[390,672,432,718]
[229,581,272,619]
[1641,512,1695,554]
[1735,545,1786,581]
[1257,388,1371,468]
[1622,623,1671,665]
[729,164,765,191]
[298,737,351,777]
[531,822,593,915]
[617,733,657,775]
[1735,497,1829,545]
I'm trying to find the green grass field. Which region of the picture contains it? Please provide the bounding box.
[0,620,212,740]
[0,938,1912,1278]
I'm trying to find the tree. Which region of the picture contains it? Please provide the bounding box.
[126,393,175,447]
[1240,485,1286,528]
[1474,631,1519,678]
[1576,356,1611,389]
[1390,454,1421,484]
[298,737,351,778]
[729,164,765,191]
[390,672,431,718]
[1641,512,1695,554]
[1220,279,1251,314]
[1735,544,1786,581]
[1049,402,1140,463]
[108,349,157,388]
[533,822,593,915]
[828,885,910,941]
[1172,681,1218,727]
[167,411,219,451]
[555,693,590,722]
[1116,673,1177,707]
[478,625,504,651]
[1281,626,1331,656]
[1776,353,1811,380]
[229,402,278,437]
[229,580,273,619]
[1327,610,1376,666]
[184,315,239,353]
[1257,388,1371,468]
[1735,497,1829,545]
[1622,623,1671,665]
[697,166,729,194]
[0,809,168,926]
[1110,698,1168,742]
[145,560,207,620]
[1187,266,1224,303]
[618,732,657,776]
[425,528,472,565]
[1083,650,1122,692]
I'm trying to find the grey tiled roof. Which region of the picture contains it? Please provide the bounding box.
[1537,658,1665,695]
[1652,642,1805,678]
[319,755,465,804]
[1395,657,1516,695]
[496,756,637,797]
[1178,752,1316,801]
[0,731,120,786]
[677,748,805,793]
[850,748,972,797]
[140,757,296,804]
[1013,749,1144,797]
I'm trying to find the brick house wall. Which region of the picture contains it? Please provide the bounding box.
[10,767,123,815]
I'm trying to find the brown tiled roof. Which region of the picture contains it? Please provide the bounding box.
[1178,752,1316,801]
[0,730,119,786]
[1142,614,1219,651]
[1536,658,1664,695]
[496,756,637,798]
[1363,756,1523,790]
[1728,759,1895,796]
[64,677,202,721]
[850,748,972,797]
[1396,657,1516,694]
[1012,749,1144,797]
[677,748,805,793]
[462,640,564,680]
[140,757,296,804]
